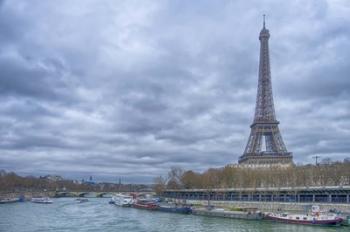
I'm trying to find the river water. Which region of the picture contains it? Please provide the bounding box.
[0,198,347,232]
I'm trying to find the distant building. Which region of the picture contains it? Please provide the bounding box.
[40,175,64,182]
[238,17,293,168]
[83,176,95,185]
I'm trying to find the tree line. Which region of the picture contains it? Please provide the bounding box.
[154,159,350,194]
[0,171,149,193]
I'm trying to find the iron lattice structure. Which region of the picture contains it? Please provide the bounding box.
[239,18,293,166]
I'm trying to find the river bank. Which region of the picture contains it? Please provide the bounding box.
[1,198,348,232]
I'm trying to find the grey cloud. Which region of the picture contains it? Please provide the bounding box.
[0,55,69,100]
[0,0,349,183]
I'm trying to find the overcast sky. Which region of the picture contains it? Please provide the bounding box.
[0,0,349,183]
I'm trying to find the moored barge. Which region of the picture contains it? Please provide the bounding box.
[265,205,343,226]
[192,207,263,220]
[132,199,158,210]
[158,204,192,214]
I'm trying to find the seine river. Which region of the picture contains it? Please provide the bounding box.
[0,198,347,232]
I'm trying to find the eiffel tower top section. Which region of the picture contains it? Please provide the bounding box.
[253,15,277,125]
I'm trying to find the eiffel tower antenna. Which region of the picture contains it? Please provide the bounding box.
[238,18,293,167]
[263,14,266,28]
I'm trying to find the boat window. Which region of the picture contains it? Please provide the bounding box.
[296,217,299,220]
[303,217,307,220]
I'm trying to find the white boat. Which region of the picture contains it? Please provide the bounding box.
[75,198,89,203]
[265,205,343,226]
[0,198,20,204]
[31,197,53,204]
[111,194,133,207]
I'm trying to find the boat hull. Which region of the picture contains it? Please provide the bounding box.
[115,203,132,207]
[265,215,343,226]
[76,199,89,203]
[114,200,133,207]
[0,198,20,204]
[132,203,158,210]
[158,206,192,214]
[31,198,53,204]
[32,201,53,204]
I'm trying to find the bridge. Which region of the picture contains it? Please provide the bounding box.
[164,186,350,204]
[54,191,154,198]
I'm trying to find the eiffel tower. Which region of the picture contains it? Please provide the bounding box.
[238,16,293,167]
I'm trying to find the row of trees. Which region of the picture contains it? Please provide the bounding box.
[154,159,350,194]
[0,171,61,192]
[0,171,149,193]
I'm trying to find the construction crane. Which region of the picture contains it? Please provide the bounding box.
[312,155,321,166]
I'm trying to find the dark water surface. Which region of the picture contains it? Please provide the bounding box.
[0,198,347,232]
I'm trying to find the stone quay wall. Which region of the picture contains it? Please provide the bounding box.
[0,191,56,200]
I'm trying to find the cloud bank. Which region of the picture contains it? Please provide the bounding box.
[0,0,349,182]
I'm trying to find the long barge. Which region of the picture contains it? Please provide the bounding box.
[264,213,342,226]
[158,204,192,214]
[192,207,263,220]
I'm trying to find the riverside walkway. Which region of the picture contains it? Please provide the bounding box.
[164,186,350,204]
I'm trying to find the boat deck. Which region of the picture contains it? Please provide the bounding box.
[192,208,263,220]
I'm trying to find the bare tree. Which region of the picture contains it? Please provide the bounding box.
[153,176,166,195]
[166,167,184,189]
[160,160,350,189]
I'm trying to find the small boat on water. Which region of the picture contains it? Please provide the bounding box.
[0,198,21,204]
[265,205,343,226]
[111,194,134,207]
[108,199,115,204]
[31,197,53,204]
[158,203,192,214]
[132,199,159,210]
[75,198,89,203]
